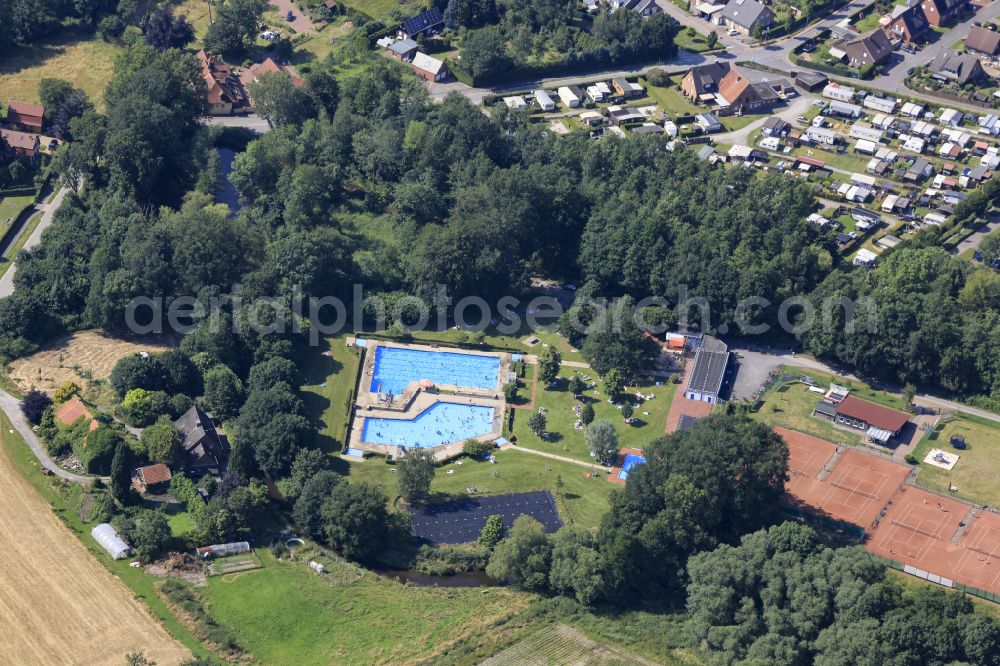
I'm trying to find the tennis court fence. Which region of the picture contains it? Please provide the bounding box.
[867,553,1000,605]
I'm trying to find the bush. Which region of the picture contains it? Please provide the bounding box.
[905,453,918,465]
[20,389,52,424]
[414,543,490,575]
[462,439,494,458]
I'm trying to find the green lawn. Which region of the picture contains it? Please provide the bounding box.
[675,29,716,53]
[853,12,882,32]
[168,511,195,537]
[510,366,676,465]
[0,199,41,279]
[753,369,907,446]
[640,76,700,118]
[722,112,769,132]
[343,448,616,529]
[0,194,34,224]
[910,415,1000,508]
[300,337,363,452]
[202,550,531,666]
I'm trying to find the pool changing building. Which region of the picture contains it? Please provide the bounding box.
[684,347,731,403]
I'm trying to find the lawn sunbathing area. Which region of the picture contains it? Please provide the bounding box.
[510,366,677,465]
[0,32,119,108]
[910,415,1000,508]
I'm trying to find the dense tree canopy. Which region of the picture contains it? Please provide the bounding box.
[688,521,1000,666]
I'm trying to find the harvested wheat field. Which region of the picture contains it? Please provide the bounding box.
[0,428,189,665]
[7,330,172,394]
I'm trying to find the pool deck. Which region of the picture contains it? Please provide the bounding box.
[346,339,513,462]
[608,447,647,485]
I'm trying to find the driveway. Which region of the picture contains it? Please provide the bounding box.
[0,186,69,299]
[951,217,1000,256]
[715,95,814,146]
[269,0,315,33]
[0,388,101,483]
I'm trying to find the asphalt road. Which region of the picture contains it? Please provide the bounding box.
[203,113,271,133]
[0,388,101,483]
[0,186,69,299]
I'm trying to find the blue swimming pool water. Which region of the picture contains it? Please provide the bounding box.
[362,402,495,448]
[617,453,647,480]
[369,346,500,394]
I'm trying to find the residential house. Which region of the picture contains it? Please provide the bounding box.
[386,38,418,61]
[876,234,903,250]
[239,58,305,106]
[174,406,227,475]
[920,0,964,28]
[400,7,444,38]
[580,110,604,126]
[684,347,731,403]
[132,464,172,494]
[1,129,40,163]
[965,25,1000,56]
[720,0,774,36]
[900,101,925,117]
[882,4,929,44]
[197,51,250,115]
[939,108,963,126]
[904,156,934,181]
[761,116,789,137]
[716,69,779,115]
[412,52,448,82]
[5,101,44,132]
[930,50,986,85]
[681,62,731,100]
[980,113,1000,135]
[608,106,646,126]
[615,0,662,15]
[586,81,612,102]
[842,30,893,69]
[503,95,527,110]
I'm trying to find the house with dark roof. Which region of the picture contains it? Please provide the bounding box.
[684,347,731,403]
[615,0,662,16]
[930,50,987,85]
[6,100,45,132]
[920,0,964,27]
[720,0,773,36]
[400,7,444,38]
[965,25,1000,55]
[795,71,828,91]
[174,406,226,475]
[882,4,929,44]
[843,30,893,69]
[681,62,732,101]
[196,51,250,115]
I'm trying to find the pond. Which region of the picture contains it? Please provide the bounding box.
[375,569,502,588]
[215,148,241,214]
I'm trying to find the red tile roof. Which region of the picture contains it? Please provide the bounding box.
[137,463,172,486]
[1,128,38,151]
[7,100,44,129]
[835,395,909,432]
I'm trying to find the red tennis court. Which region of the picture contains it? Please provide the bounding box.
[868,487,967,564]
[775,427,837,497]
[808,449,909,528]
[950,510,1000,595]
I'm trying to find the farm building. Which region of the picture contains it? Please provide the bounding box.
[92,523,133,560]
[132,464,172,494]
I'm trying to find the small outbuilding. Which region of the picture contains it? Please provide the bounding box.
[92,523,133,560]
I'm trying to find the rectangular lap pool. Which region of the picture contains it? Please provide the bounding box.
[369,346,500,395]
[617,453,647,480]
[362,402,495,448]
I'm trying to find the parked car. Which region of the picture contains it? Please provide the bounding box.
[286,10,294,21]
[728,29,739,36]
[796,116,808,123]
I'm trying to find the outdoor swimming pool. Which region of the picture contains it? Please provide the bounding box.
[617,453,647,480]
[362,402,495,448]
[369,346,500,394]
